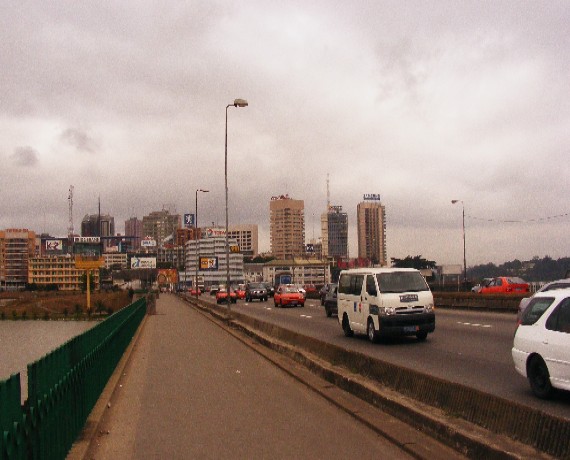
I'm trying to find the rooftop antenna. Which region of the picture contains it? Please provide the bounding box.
[68,185,74,239]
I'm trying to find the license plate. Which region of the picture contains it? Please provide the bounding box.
[403,326,418,333]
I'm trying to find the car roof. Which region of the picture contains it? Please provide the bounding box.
[340,268,418,275]
[530,287,570,300]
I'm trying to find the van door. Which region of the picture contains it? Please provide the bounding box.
[363,274,380,330]
[352,275,370,332]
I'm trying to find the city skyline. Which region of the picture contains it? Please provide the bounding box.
[2,2,569,267]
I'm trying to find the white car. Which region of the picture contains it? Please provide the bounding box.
[517,278,570,321]
[512,289,570,398]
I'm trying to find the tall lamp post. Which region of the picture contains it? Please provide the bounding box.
[225,98,248,312]
[451,200,467,286]
[195,188,209,298]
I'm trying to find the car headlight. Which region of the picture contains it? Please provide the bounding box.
[424,303,434,313]
[383,306,396,315]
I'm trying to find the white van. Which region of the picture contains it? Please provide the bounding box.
[337,268,435,342]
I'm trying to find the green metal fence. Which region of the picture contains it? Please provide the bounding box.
[0,297,146,460]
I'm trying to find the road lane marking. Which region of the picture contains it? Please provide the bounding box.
[300,314,312,319]
[457,321,492,328]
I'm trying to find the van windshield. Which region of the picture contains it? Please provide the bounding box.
[376,272,429,293]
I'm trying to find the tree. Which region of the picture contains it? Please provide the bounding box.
[391,255,436,270]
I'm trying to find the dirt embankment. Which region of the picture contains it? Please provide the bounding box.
[0,291,132,319]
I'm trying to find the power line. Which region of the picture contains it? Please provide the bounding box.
[466,212,570,223]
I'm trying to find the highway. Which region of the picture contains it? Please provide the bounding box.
[200,294,570,420]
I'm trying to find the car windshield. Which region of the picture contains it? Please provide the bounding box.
[542,282,570,292]
[521,297,555,325]
[376,272,428,293]
[249,283,265,289]
[283,286,298,293]
[507,277,526,284]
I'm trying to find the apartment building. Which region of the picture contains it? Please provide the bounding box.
[28,255,100,290]
[357,196,387,266]
[142,210,181,247]
[269,195,305,260]
[320,205,348,259]
[0,228,37,290]
[227,224,258,257]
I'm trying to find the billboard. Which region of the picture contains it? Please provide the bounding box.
[199,256,219,271]
[130,257,157,269]
[75,256,104,269]
[45,239,64,252]
[157,269,178,285]
[205,228,226,238]
[141,238,156,247]
[184,213,195,228]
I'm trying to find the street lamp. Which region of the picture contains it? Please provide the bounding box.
[195,188,209,298]
[225,98,248,312]
[451,200,467,286]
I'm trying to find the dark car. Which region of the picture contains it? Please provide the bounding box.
[245,282,268,302]
[263,282,275,297]
[323,284,338,317]
[319,283,336,306]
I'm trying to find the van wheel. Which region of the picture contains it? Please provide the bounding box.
[367,319,379,343]
[416,331,428,341]
[527,355,553,399]
[342,314,353,337]
[325,305,332,317]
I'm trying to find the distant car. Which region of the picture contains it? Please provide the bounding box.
[232,286,246,300]
[512,289,570,398]
[303,284,318,296]
[216,288,237,304]
[518,279,570,321]
[479,277,529,294]
[189,288,201,296]
[295,285,306,298]
[319,283,336,305]
[263,282,275,297]
[209,286,220,296]
[274,285,305,308]
[245,283,268,302]
[323,284,338,317]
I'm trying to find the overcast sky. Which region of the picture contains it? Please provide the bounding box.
[1,1,569,267]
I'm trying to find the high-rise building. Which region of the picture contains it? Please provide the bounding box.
[81,214,115,238]
[357,196,387,266]
[269,195,305,260]
[320,205,348,259]
[0,228,37,290]
[228,224,259,257]
[142,210,181,247]
[124,217,143,250]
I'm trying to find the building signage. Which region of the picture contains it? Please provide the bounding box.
[328,205,343,212]
[184,213,195,227]
[363,194,381,201]
[74,236,101,243]
[45,239,63,251]
[306,244,314,253]
[205,228,226,238]
[270,194,291,201]
[141,238,157,247]
[130,257,157,269]
[199,256,219,270]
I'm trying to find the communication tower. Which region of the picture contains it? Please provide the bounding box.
[68,185,74,239]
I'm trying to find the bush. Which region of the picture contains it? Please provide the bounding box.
[63,308,69,317]
[43,311,50,320]
[12,310,17,320]
[1,312,5,320]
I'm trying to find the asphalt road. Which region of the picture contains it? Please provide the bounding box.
[85,293,455,459]
[204,294,570,420]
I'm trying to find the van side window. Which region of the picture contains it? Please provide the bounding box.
[366,275,377,296]
[351,275,364,295]
[546,298,570,333]
[338,275,352,294]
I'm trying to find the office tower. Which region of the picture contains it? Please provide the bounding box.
[320,205,348,259]
[269,195,305,259]
[357,196,387,266]
[142,210,181,247]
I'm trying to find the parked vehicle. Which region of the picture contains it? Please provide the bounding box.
[245,282,268,302]
[320,283,336,305]
[512,289,570,398]
[216,288,237,304]
[323,284,338,317]
[479,277,529,294]
[274,284,305,308]
[518,278,570,321]
[337,268,435,342]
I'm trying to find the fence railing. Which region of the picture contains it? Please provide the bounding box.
[0,297,147,460]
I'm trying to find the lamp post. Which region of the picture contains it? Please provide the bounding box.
[451,200,467,286]
[195,188,209,298]
[225,98,248,312]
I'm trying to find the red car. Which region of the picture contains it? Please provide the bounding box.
[189,288,201,296]
[274,285,305,308]
[216,288,237,304]
[233,286,246,300]
[480,277,529,294]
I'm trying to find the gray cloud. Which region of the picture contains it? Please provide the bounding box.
[10,147,39,167]
[60,128,98,154]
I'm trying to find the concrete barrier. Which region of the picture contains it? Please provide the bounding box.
[433,292,525,312]
[183,295,569,459]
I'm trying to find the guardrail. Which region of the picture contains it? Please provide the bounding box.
[0,297,147,460]
[433,291,525,312]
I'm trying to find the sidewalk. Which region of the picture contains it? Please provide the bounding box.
[72,293,432,460]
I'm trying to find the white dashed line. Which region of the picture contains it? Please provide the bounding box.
[457,321,492,328]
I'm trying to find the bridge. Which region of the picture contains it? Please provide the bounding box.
[2,293,567,459]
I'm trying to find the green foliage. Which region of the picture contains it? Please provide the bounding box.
[468,256,570,282]
[391,255,436,270]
